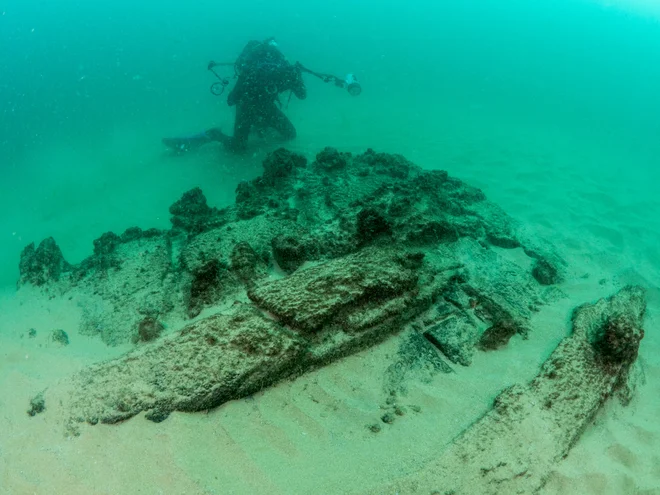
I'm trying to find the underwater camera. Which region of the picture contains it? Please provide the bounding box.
[344,73,361,96]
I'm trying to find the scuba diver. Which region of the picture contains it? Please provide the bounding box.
[163,38,307,154]
[162,37,361,154]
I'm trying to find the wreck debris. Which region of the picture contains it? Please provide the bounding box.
[20,147,572,435]
[366,286,646,495]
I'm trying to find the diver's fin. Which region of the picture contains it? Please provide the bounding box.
[162,133,212,154]
[162,128,226,154]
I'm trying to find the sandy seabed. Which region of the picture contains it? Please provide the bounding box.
[1,103,659,494]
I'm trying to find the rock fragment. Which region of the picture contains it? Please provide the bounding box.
[19,237,70,286]
[62,306,306,426]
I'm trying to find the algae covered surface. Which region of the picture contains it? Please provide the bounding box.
[16,148,651,494]
[21,148,561,426]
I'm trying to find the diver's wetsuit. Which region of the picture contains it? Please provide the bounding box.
[216,40,306,152]
[162,39,306,154]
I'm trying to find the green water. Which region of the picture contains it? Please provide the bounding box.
[1,0,659,284]
[2,2,660,493]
